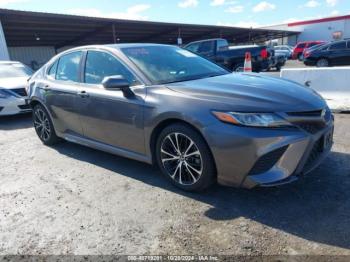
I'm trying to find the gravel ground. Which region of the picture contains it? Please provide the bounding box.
[0,113,350,256]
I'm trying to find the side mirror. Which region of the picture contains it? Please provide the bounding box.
[102,75,134,97]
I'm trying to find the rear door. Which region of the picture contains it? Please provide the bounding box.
[328,41,348,65]
[43,51,84,136]
[77,49,146,154]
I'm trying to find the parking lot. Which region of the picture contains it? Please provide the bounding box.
[0,112,349,255]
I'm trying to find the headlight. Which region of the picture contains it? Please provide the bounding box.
[0,89,12,99]
[212,111,291,128]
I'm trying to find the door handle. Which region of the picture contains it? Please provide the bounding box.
[40,84,50,91]
[78,90,89,98]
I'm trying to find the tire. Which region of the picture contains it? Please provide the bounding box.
[316,58,329,67]
[156,123,216,192]
[298,53,303,61]
[32,104,60,145]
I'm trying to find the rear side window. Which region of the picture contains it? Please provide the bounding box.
[297,43,306,48]
[186,43,200,53]
[217,40,228,51]
[56,52,82,82]
[48,60,58,79]
[308,43,318,48]
[198,41,215,54]
[330,41,347,50]
[84,51,139,86]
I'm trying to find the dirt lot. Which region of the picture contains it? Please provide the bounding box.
[0,113,350,256]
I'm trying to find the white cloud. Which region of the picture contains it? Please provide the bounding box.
[330,10,339,15]
[210,0,226,6]
[253,1,276,13]
[225,5,244,13]
[178,0,198,8]
[210,0,238,6]
[283,18,300,23]
[304,0,320,8]
[217,21,261,28]
[67,4,151,21]
[326,0,337,7]
[0,0,28,6]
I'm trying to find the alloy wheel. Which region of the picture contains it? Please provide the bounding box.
[160,132,203,185]
[317,59,329,67]
[34,108,51,141]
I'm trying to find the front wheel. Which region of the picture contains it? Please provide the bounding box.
[316,58,329,67]
[33,104,60,145]
[156,124,216,191]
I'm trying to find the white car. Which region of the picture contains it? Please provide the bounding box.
[0,61,33,116]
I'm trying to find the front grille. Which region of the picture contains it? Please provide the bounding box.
[295,122,326,134]
[287,108,332,134]
[304,138,324,172]
[287,110,323,117]
[248,146,288,176]
[11,88,27,97]
[18,104,31,110]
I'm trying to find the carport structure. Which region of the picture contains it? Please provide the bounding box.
[0,8,299,67]
[0,8,299,47]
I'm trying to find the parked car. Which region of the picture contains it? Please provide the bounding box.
[292,41,326,60]
[302,43,327,59]
[0,61,33,116]
[28,44,334,191]
[269,53,287,71]
[274,45,293,59]
[184,38,271,72]
[304,40,350,67]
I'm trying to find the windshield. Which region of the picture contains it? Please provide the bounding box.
[121,45,229,84]
[0,63,33,78]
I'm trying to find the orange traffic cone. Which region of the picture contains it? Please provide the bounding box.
[244,52,252,73]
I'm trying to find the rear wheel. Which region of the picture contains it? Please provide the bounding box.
[316,58,329,67]
[156,124,216,191]
[33,104,60,145]
[298,53,303,61]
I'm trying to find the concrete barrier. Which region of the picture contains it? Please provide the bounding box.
[280,67,350,112]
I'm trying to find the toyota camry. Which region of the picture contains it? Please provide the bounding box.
[27,44,334,191]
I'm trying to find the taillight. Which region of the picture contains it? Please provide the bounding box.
[260,49,268,59]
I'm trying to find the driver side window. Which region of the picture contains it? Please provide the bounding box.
[84,51,140,86]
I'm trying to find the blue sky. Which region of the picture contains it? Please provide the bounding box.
[0,0,349,27]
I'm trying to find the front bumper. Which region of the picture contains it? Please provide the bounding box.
[203,118,334,189]
[304,58,317,66]
[0,96,31,116]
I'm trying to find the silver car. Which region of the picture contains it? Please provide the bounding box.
[28,44,334,191]
[0,61,33,116]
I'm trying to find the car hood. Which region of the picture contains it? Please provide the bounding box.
[166,73,327,112]
[0,77,28,90]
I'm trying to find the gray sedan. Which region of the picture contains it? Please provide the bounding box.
[28,44,334,191]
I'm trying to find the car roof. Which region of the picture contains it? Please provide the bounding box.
[184,38,225,46]
[0,61,22,64]
[298,41,325,44]
[58,43,177,55]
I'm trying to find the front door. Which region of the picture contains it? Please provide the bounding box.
[77,50,146,155]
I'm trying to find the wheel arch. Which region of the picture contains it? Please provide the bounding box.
[149,118,217,174]
[29,98,58,134]
[317,57,331,66]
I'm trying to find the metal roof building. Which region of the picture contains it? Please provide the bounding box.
[0,8,299,69]
[262,14,350,46]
